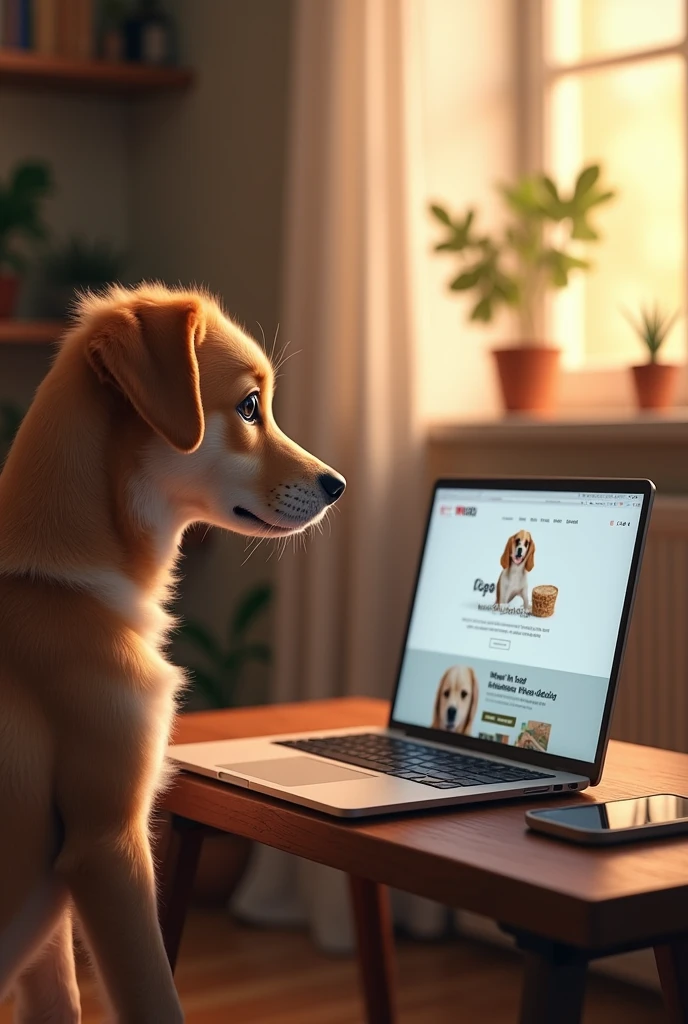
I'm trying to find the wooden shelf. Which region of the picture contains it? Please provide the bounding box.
[0,49,193,95]
[0,320,66,345]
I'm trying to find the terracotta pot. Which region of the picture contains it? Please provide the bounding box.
[0,273,20,318]
[631,363,681,411]
[492,346,560,414]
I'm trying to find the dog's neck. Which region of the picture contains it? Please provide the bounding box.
[0,341,188,611]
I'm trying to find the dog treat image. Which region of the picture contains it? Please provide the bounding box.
[531,584,558,617]
[516,720,552,752]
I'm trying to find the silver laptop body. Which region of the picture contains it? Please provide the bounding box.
[169,478,654,818]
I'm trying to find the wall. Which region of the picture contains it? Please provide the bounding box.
[130,0,294,695]
[413,0,517,424]
[0,88,131,406]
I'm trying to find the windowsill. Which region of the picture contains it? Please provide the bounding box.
[428,407,688,444]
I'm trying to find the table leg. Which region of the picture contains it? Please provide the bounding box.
[348,875,397,1024]
[157,815,206,973]
[515,935,587,1024]
[655,938,688,1023]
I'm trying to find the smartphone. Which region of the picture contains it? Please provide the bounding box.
[526,794,688,846]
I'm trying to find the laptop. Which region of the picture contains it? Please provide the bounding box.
[169,477,655,817]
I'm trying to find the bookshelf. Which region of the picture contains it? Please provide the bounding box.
[0,48,193,95]
[0,320,66,344]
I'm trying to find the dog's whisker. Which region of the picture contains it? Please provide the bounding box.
[241,535,264,566]
[273,338,291,369]
[273,347,302,374]
[256,320,267,353]
[270,323,281,364]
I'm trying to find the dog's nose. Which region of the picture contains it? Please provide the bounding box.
[446,706,457,722]
[318,472,346,505]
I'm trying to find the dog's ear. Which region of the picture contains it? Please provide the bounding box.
[432,673,446,729]
[500,535,513,570]
[525,535,536,572]
[464,668,479,735]
[86,299,206,453]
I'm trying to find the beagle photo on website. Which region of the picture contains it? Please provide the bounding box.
[432,665,479,734]
[496,530,535,609]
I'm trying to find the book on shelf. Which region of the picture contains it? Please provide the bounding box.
[1,0,95,58]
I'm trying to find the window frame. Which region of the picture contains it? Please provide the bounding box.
[519,0,688,411]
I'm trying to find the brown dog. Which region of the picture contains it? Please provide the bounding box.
[0,284,345,1022]
[496,529,535,609]
[431,665,479,734]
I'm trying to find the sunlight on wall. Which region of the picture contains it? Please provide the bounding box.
[548,0,683,65]
[413,0,516,423]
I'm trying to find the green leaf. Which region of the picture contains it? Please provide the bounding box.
[0,403,25,445]
[541,175,559,201]
[429,203,452,225]
[470,296,493,322]
[500,177,543,217]
[450,267,482,291]
[0,249,24,272]
[238,642,272,664]
[578,188,616,213]
[570,217,598,241]
[186,666,227,708]
[434,241,460,252]
[492,275,520,304]
[11,161,52,198]
[230,582,273,640]
[622,303,680,357]
[541,249,590,288]
[574,164,600,198]
[176,620,223,665]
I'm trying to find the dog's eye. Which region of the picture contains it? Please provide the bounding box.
[443,689,450,699]
[237,393,260,423]
[461,690,468,700]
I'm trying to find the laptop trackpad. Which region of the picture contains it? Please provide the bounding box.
[218,756,373,787]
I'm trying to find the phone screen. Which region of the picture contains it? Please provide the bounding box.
[533,795,688,830]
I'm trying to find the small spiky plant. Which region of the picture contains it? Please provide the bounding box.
[623,304,680,364]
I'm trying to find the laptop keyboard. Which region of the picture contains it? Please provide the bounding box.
[275,733,556,789]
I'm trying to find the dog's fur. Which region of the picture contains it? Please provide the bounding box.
[0,284,345,1022]
[431,665,479,734]
[495,529,535,609]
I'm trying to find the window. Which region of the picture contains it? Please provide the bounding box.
[525,0,686,370]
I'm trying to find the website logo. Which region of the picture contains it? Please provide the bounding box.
[439,505,478,517]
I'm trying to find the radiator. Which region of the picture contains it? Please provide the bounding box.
[613,496,688,752]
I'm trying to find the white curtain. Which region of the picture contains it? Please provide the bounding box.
[233,0,448,949]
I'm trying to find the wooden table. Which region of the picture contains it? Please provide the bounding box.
[160,697,688,1024]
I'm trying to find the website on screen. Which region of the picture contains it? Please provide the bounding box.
[393,488,643,763]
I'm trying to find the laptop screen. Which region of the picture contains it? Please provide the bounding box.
[391,482,650,766]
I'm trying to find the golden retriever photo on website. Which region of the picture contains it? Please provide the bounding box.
[432,665,479,733]
[496,529,535,609]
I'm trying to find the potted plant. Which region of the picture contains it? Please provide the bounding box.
[176,583,273,905]
[41,236,126,319]
[0,161,53,318]
[430,164,615,413]
[624,304,681,411]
